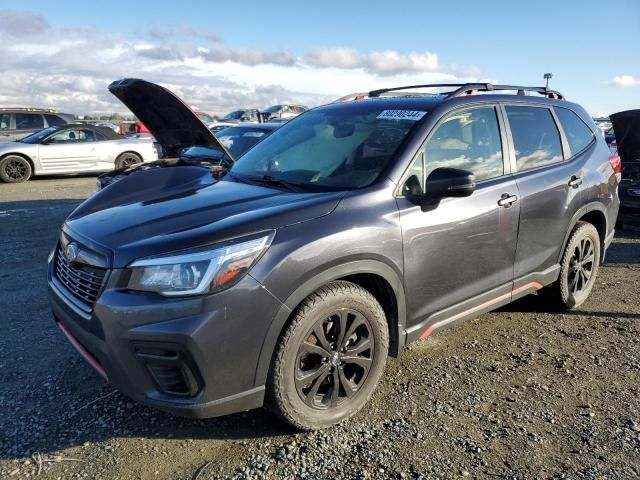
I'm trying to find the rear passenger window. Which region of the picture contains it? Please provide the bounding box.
[554,107,595,156]
[506,106,563,171]
[15,113,44,130]
[45,114,66,127]
[0,113,9,130]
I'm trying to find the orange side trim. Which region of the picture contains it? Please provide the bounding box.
[420,282,543,339]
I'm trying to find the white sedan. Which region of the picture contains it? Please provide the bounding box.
[0,124,158,182]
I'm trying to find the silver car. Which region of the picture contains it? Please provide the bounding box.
[0,124,158,183]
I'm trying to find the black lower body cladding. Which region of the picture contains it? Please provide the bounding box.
[48,255,285,418]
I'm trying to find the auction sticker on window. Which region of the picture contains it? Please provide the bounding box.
[377,110,427,121]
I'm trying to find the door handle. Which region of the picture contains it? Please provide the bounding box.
[568,175,582,188]
[497,193,518,208]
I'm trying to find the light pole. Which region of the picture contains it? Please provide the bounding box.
[544,73,553,88]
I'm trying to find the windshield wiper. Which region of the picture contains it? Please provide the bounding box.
[259,175,310,192]
[231,174,307,192]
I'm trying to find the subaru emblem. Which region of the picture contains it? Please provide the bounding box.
[65,243,79,263]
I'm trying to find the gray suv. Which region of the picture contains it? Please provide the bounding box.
[0,108,74,143]
[48,79,620,430]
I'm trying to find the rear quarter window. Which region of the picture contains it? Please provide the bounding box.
[44,114,66,127]
[505,106,563,171]
[554,107,595,156]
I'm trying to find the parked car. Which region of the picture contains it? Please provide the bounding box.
[209,110,263,132]
[79,121,121,133]
[219,109,262,123]
[209,122,236,134]
[267,117,292,125]
[0,123,158,182]
[604,127,616,146]
[0,108,74,143]
[49,79,619,431]
[214,123,281,158]
[261,104,307,122]
[195,111,217,127]
[610,109,640,224]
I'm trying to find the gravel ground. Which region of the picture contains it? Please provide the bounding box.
[1,176,639,480]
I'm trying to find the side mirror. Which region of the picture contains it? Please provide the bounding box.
[408,167,475,207]
[425,167,476,198]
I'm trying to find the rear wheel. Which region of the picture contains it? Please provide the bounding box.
[267,281,388,430]
[0,155,32,183]
[545,221,601,309]
[115,152,142,169]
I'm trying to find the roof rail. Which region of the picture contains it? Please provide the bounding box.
[368,83,564,100]
[0,107,59,113]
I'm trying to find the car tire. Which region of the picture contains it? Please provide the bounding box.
[0,155,32,183]
[545,221,601,310]
[115,152,142,169]
[267,280,389,431]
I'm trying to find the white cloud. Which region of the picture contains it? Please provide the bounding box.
[609,75,640,87]
[0,9,486,115]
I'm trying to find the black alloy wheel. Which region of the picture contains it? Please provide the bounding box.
[267,281,388,430]
[567,237,595,295]
[295,308,374,409]
[544,221,601,310]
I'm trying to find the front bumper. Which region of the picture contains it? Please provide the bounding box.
[48,254,284,418]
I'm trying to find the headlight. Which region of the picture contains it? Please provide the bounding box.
[126,232,274,296]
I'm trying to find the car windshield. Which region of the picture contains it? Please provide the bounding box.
[19,127,58,144]
[264,105,283,113]
[230,104,426,190]
[221,110,244,121]
[216,126,273,158]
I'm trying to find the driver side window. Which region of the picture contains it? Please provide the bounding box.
[402,106,504,195]
[49,128,96,143]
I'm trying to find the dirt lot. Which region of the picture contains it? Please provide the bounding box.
[1,176,639,480]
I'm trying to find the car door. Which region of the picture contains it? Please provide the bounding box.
[38,128,98,172]
[501,104,584,281]
[397,105,521,341]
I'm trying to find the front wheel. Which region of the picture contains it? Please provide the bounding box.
[267,281,389,430]
[546,221,601,310]
[0,155,32,183]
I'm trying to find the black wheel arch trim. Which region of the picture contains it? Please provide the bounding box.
[252,259,407,388]
[557,202,609,265]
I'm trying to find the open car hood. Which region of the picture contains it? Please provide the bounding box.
[109,78,232,159]
[610,109,640,181]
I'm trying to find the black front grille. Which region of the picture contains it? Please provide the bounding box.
[55,247,107,306]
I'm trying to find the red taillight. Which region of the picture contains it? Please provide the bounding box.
[609,154,622,175]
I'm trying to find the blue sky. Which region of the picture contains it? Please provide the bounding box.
[0,0,638,115]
